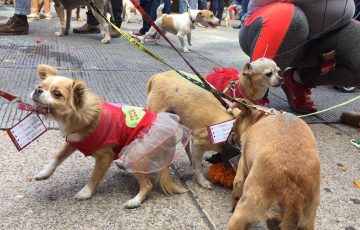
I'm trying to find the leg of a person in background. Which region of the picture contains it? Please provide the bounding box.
[211,0,219,18]
[43,0,52,19]
[239,3,316,114]
[216,0,224,23]
[179,0,187,13]
[198,0,207,10]
[162,0,171,13]
[29,0,40,19]
[0,0,30,35]
[233,0,249,28]
[73,9,101,34]
[110,0,123,37]
[299,20,360,88]
[143,0,160,42]
[189,0,197,9]
[129,0,153,38]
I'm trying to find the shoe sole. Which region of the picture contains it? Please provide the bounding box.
[281,84,317,114]
[0,31,28,35]
[73,30,101,34]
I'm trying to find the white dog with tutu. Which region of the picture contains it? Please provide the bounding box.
[31,64,191,208]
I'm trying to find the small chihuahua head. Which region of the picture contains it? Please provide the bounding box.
[196,10,220,27]
[32,64,100,133]
[242,58,282,88]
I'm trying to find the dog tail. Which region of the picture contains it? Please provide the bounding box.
[157,167,187,195]
[156,3,164,18]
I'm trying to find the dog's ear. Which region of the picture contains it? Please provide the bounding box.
[71,80,87,109]
[196,11,204,19]
[37,64,59,80]
[242,63,252,77]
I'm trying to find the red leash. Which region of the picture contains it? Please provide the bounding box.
[0,90,49,115]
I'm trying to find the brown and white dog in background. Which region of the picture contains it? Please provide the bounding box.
[146,58,282,189]
[141,9,220,52]
[227,103,320,230]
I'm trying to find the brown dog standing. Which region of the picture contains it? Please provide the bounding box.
[147,58,282,189]
[227,103,320,230]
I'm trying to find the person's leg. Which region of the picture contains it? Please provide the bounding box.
[110,0,123,27]
[138,0,153,34]
[179,0,187,13]
[216,0,224,21]
[162,0,171,13]
[239,3,317,114]
[240,3,308,67]
[29,0,40,18]
[198,0,207,10]
[140,0,159,34]
[189,0,197,10]
[0,0,30,35]
[43,0,52,18]
[211,0,219,18]
[109,0,123,37]
[73,9,100,34]
[299,20,360,88]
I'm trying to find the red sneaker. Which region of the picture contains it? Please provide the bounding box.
[281,68,317,114]
[129,31,143,38]
[144,35,156,42]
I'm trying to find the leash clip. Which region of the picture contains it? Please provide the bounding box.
[265,108,276,115]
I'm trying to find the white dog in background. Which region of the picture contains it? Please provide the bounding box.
[122,0,141,23]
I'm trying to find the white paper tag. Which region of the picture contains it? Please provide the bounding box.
[7,113,47,151]
[207,119,235,144]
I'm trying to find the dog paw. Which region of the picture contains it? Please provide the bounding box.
[183,48,189,53]
[123,195,142,209]
[54,31,64,36]
[74,186,93,200]
[196,176,213,190]
[101,38,110,44]
[34,170,52,181]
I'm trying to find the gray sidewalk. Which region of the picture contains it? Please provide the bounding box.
[0,5,360,230]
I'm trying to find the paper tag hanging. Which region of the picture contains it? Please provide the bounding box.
[207,119,235,144]
[7,113,47,151]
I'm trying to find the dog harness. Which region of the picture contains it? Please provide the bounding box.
[67,102,157,158]
[206,67,269,106]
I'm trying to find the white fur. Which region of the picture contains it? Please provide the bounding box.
[34,158,58,180]
[141,9,220,52]
[123,194,142,209]
[75,185,93,200]
[122,0,141,23]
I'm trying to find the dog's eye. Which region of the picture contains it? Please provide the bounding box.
[53,90,62,98]
[266,72,273,77]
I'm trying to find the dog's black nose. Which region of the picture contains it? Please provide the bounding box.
[35,88,43,94]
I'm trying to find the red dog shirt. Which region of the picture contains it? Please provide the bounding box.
[67,102,157,158]
[206,67,269,106]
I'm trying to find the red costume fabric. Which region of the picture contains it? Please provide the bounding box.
[206,67,269,106]
[67,102,157,158]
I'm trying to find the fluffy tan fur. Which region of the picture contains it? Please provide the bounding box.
[227,103,320,230]
[146,59,281,189]
[33,65,186,208]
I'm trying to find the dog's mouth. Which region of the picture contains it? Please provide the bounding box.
[207,21,219,27]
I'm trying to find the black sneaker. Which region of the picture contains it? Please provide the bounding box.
[0,15,29,35]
